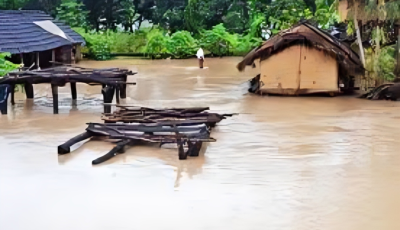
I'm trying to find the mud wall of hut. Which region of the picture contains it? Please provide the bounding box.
[259,45,338,95]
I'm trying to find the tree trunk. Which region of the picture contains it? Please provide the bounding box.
[138,17,143,30]
[354,18,366,67]
[353,2,366,67]
[396,27,400,78]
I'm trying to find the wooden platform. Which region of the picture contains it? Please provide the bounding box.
[0,66,136,114]
[58,106,235,164]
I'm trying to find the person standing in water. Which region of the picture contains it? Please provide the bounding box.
[196,48,204,69]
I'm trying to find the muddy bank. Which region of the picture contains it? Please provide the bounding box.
[1,57,400,230]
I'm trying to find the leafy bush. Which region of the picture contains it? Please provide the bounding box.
[73,28,112,60]
[144,29,169,59]
[166,31,198,59]
[0,52,20,77]
[199,24,237,56]
[74,24,261,60]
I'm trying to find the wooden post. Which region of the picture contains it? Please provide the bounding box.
[70,82,77,100]
[10,84,15,105]
[396,26,400,78]
[102,85,115,114]
[0,85,10,115]
[177,139,187,160]
[24,83,34,99]
[120,76,127,99]
[51,84,59,114]
[52,49,55,67]
[36,52,40,70]
[353,2,366,68]
[20,53,24,67]
[115,87,120,104]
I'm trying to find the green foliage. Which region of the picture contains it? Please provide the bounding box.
[0,53,20,77]
[264,0,313,35]
[56,0,88,28]
[198,23,262,57]
[144,29,169,59]
[365,27,396,81]
[199,23,237,56]
[314,0,340,29]
[166,31,198,59]
[0,0,30,10]
[73,28,112,60]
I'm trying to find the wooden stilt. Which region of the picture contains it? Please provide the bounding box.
[0,85,10,115]
[24,83,34,99]
[115,87,120,104]
[178,139,187,160]
[396,27,400,78]
[10,84,15,105]
[70,82,77,100]
[188,141,202,157]
[120,76,127,99]
[102,85,115,114]
[51,84,59,114]
[52,49,55,67]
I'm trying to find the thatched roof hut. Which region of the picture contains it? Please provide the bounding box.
[237,21,364,95]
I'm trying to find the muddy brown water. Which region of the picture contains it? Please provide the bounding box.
[1,57,400,230]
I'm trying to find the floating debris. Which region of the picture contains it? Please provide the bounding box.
[360,83,400,101]
[58,107,235,164]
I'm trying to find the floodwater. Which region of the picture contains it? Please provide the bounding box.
[1,57,400,230]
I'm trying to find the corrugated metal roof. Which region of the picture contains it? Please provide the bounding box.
[0,10,85,54]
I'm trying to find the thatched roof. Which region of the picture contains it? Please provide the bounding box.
[0,10,85,54]
[237,21,364,75]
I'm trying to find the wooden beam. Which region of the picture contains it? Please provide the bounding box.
[58,131,94,154]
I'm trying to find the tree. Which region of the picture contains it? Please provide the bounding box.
[118,0,137,32]
[56,0,88,27]
[264,0,313,35]
[0,0,30,9]
[22,0,62,16]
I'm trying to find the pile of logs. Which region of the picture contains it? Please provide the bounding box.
[0,66,136,114]
[58,106,235,165]
[102,105,233,127]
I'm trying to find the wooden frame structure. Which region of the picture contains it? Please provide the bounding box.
[58,107,235,165]
[0,66,136,114]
